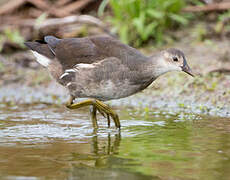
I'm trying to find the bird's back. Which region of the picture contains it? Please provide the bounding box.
[25,35,148,69]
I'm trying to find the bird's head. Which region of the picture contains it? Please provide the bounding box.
[153,48,194,77]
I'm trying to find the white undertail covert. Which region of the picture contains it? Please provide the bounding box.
[31,50,51,67]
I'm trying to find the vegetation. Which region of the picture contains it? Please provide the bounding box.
[101,0,190,46]
[0,28,25,52]
[216,10,230,35]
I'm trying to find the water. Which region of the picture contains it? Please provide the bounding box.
[0,103,230,180]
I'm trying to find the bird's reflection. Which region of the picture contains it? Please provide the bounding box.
[69,131,121,167]
[91,132,121,167]
[68,132,157,180]
[92,132,121,155]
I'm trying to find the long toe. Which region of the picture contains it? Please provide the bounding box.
[97,107,106,118]
[111,113,120,129]
[94,100,120,129]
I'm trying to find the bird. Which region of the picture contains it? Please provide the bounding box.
[24,35,194,129]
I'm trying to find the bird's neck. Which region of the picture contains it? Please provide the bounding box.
[147,53,174,78]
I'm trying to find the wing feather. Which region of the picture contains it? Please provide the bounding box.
[26,35,148,70]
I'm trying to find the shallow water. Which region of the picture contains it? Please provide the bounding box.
[0,103,230,180]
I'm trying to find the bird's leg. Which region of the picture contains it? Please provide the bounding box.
[66,99,120,129]
[107,114,110,128]
[91,106,110,128]
[90,105,98,129]
[91,107,110,128]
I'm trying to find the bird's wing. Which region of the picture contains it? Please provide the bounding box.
[44,36,99,69]
[25,35,148,70]
[45,35,147,69]
[59,56,151,87]
[89,35,148,70]
[59,57,125,86]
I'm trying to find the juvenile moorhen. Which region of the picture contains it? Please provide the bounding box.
[25,35,193,129]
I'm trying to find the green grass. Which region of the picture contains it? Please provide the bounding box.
[0,28,25,52]
[100,0,190,46]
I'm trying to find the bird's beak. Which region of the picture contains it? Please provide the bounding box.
[182,58,194,77]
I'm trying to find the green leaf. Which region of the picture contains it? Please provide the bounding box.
[163,0,175,10]
[35,13,48,29]
[143,22,157,40]
[4,28,24,47]
[107,0,190,47]
[147,9,164,19]
[98,0,109,17]
[169,13,188,25]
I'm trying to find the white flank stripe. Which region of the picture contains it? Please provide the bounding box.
[75,63,94,69]
[66,82,72,87]
[65,69,76,73]
[31,50,51,67]
[59,72,69,79]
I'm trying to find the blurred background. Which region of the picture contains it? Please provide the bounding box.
[0,0,230,48]
[1,1,230,180]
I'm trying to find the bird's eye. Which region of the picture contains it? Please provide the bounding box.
[173,57,178,62]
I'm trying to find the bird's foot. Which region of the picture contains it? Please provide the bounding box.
[94,100,120,129]
[66,99,120,129]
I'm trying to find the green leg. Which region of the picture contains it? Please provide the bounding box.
[90,105,98,129]
[66,99,120,129]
